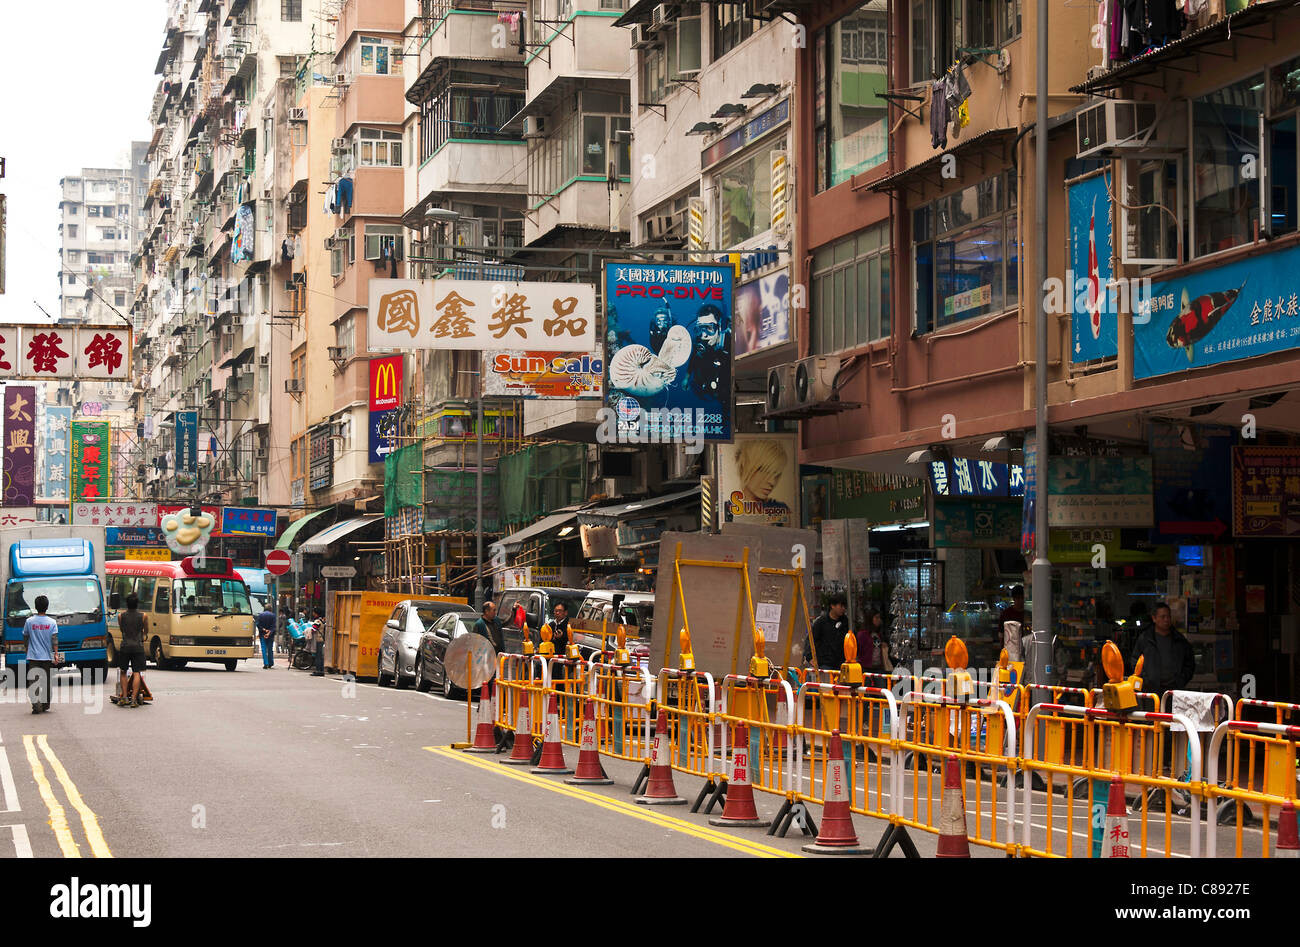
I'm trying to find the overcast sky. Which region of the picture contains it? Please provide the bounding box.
[0,0,166,324]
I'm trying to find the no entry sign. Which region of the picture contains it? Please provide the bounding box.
[266,549,292,576]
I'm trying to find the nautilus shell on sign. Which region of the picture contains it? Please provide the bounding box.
[609,344,677,397]
[657,325,693,368]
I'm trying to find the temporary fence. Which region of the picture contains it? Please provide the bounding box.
[1204,717,1300,857]
[656,667,721,808]
[712,674,798,818]
[495,652,550,747]
[586,660,656,774]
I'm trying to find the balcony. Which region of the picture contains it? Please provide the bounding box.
[527,177,629,244]
[524,5,629,112]
[406,2,525,105]
[417,139,526,197]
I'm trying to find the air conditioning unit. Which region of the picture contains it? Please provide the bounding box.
[287,191,304,204]
[331,138,349,153]
[648,3,671,31]
[765,362,797,413]
[261,187,272,200]
[522,115,546,139]
[643,214,676,241]
[630,24,657,49]
[1076,99,1163,159]
[239,363,255,376]
[259,354,270,366]
[334,73,351,87]
[792,355,840,407]
[255,447,268,461]
[284,379,304,393]
[262,106,274,120]
[222,324,236,335]
[326,346,344,360]
[288,107,306,123]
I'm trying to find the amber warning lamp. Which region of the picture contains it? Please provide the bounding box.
[945,636,974,701]
[538,623,554,657]
[996,648,1024,694]
[614,624,630,666]
[748,630,770,678]
[839,631,863,686]
[679,628,694,672]
[1100,640,1144,712]
[522,625,535,656]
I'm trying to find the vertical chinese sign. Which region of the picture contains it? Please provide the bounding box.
[176,411,198,489]
[368,355,402,465]
[70,420,111,503]
[1,386,35,506]
[43,405,72,500]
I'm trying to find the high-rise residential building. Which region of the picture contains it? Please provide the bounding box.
[58,160,146,325]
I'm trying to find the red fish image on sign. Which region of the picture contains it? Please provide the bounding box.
[1166,280,1247,363]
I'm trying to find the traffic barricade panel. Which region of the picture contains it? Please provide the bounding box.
[1205,719,1300,857]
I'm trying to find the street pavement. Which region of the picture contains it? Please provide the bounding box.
[0,655,1277,858]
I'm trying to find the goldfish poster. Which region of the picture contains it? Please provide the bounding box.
[1067,172,1118,362]
[603,263,734,442]
[1134,240,1300,380]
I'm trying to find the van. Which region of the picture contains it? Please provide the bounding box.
[571,591,654,661]
[493,587,589,654]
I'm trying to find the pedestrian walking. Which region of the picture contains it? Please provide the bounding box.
[22,595,60,714]
[256,604,276,669]
[311,608,326,676]
[1128,602,1194,695]
[805,592,849,672]
[473,601,504,654]
[857,609,892,674]
[116,594,150,708]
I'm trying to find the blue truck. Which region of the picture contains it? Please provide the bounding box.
[1,528,109,678]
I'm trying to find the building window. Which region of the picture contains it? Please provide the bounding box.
[527,91,630,201]
[279,55,299,77]
[360,36,392,75]
[364,224,405,262]
[640,12,702,106]
[711,4,757,61]
[330,229,354,277]
[913,170,1018,333]
[715,141,782,247]
[336,315,356,359]
[355,127,403,167]
[68,225,78,238]
[1192,74,1263,257]
[114,292,127,307]
[281,0,302,21]
[1268,56,1300,237]
[815,0,888,192]
[418,68,525,161]
[812,220,891,353]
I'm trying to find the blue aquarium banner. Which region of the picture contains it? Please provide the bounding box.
[1068,172,1118,363]
[604,263,733,442]
[1134,241,1300,380]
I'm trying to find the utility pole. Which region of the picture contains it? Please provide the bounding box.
[475,379,484,609]
[1030,0,1053,693]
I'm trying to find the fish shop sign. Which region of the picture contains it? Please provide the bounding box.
[1133,241,1300,381]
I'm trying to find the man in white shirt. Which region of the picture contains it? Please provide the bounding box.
[22,595,60,714]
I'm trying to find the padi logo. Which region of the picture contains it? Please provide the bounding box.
[50,877,151,927]
[615,397,641,424]
[595,406,709,455]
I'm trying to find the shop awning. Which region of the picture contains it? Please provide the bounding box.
[577,486,702,526]
[299,515,384,555]
[274,508,331,550]
[500,511,580,551]
[867,127,1016,198]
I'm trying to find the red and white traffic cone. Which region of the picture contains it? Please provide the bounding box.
[637,709,686,805]
[708,723,771,828]
[565,699,612,785]
[501,696,534,766]
[803,730,872,855]
[1276,801,1299,858]
[464,682,498,753]
[1102,775,1131,859]
[935,754,970,858]
[531,693,572,775]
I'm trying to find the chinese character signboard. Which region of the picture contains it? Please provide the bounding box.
[718,434,798,527]
[366,279,596,352]
[0,508,39,527]
[70,420,110,502]
[0,325,130,379]
[221,507,278,537]
[1068,171,1118,363]
[734,270,791,357]
[481,351,603,399]
[934,500,1022,547]
[604,262,734,443]
[368,355,402,465]
[1047,456,1153,528]
[1133,240,1300,380]
[309,426,332,492]
[175,411,198,489]
[2,385,35,506]
[72,502,160,527]
[928,459,1026,498]
[42,406,72,500]
[1232,446,1300,538]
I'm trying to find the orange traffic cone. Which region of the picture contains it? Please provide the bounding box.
[565,699,612,785]
[708,723,771,828]
[803,730,872,855]
[464,682,498,753]
[1102,775,1131,859]
[935,754,970,858]
[1276,802,1299,858]
[501,697,534,766]
[531,693,572,775]
[637,709,686,805]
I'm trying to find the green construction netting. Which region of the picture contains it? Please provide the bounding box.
[498,443,587,527]
[385,444,423,516]
[425,467,499,533]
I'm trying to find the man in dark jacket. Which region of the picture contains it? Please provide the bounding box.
[473,601,505,654]
[806,592,849,671]
[1129,602,1195,694]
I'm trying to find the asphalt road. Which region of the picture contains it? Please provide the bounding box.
[0,655,1281,858]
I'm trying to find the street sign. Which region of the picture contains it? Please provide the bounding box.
[125,548,170,561]
[320,565,357,579]
[266,549,292,576]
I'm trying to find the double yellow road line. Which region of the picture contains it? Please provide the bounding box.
[22,735,111,858]
[426,746,800,858]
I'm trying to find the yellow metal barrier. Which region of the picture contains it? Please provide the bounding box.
[1205,719,1300,857]
[1019,703,1203,858]
[585,660,655,769]
[495,653,549,744]
[656,667,722,809]
[710,674,797,820]
[547,656,588,747]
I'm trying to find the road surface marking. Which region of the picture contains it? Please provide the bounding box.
[426,746,800,858]
[0,746,20,813]
[2,824,33,858]
[22,735,79,858]
[36,736,111,858]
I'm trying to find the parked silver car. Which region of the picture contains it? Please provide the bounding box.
[376,600,471,688]
[414,609,481,698]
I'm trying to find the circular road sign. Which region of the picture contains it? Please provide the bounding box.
[266,549,293,576]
